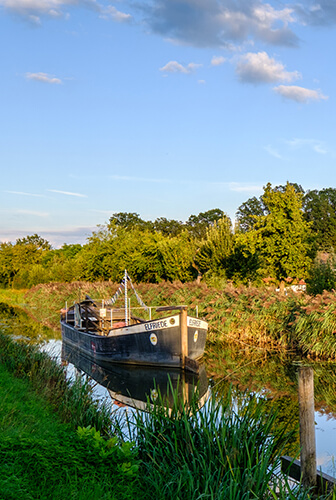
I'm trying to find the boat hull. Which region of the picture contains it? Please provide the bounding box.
[61,341,209,411]
[61,314,207,370]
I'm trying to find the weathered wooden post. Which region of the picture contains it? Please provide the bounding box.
[298,366,316,491]
[180,306,188,370]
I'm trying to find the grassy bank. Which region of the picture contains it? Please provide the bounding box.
[9,281,336,361]
[0,330,335,499]
[0,363,138,500]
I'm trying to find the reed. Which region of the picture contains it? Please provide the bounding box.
[14,281,336,361]
[130,382,312,499]
[0,331,112,435]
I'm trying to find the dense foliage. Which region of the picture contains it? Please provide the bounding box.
[1,182,336,291]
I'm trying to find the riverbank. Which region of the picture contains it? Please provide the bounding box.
[0,360,139,500]
[1,329,330,499]
[5,281,336,361]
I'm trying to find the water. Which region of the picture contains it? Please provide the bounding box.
[2,301,336,477]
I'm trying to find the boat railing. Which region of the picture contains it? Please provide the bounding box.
[62,300,201,336]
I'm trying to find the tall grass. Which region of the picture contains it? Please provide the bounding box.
[22,281,336,361]
[129,382,311,500]
[1,327,335,498]
[0,363,139,500]
[0,331,112,435]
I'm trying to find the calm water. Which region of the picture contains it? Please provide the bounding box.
[2,301,336,477]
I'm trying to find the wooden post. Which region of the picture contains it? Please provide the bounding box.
[298,366,317,491]
[180,307,188,370]
[279,280,285,295]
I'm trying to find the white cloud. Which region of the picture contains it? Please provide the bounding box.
[28,14,41,24]
[236,51,300,84]
[5,190,46,197]
[26,72,62,84]
[1,0,130,24]
[274,85,328,103]
[264,145,283,159]
[286,138,328,154]
[198,80,206,84]
[0,0,100,21]
[252,3,294,29]
[100,5,132,22]
[160,61,202,74]
[144,1,298,49]
[211,55,226,66]
[48,189,87,197]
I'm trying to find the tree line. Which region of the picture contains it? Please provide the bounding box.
[1,182,336,292]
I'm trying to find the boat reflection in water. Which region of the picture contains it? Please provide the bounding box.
[61,342,209,411]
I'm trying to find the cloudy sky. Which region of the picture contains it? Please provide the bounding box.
[0,0,334,246]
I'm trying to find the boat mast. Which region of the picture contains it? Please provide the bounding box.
[124,269,128,326]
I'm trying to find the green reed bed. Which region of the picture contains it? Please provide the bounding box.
[17,281,336,360]
[131,384,325,500]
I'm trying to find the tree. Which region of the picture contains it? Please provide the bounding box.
[16,234,52,251]
[108,212,152,231]
[236,183,304,233]
[0,234,52,288]
[303,188,336,251]
[186,209,225,239]
[153,217,184,237]
[193,216,233,278]
[241,183,311,281]
[0,242,15,287]
[236,196,265,233]
[306,255,336,295]
[158,232,198,282]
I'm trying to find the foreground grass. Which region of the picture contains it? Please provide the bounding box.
[0,351,310,500]
[0,362,139,500]
[0,327,335,499]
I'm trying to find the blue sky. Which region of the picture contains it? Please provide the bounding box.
[0,0,334,247]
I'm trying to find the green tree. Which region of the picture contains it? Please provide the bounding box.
[186,209,225,239]
[193,216,233,278]
[16,234,51,251]
[108,212,153,231]
[0,235,52,288]
[303,188,336,252]
[236,196,265,233]
[241,183,311,281]
[0,242,15,287]
[153,217,184,237]
[236,184,304,233]
[158,232,197,282]
[226,237,260,285]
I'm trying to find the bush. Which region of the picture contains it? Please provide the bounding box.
[307,257,336,295]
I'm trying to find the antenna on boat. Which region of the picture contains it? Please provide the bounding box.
[124,269,128,326]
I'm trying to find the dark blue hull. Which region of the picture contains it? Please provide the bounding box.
[61,314,207,371]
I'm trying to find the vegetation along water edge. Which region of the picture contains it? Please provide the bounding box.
[5,280,336,362]
[2,330,336,499]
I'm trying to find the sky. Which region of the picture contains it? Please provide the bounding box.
[0,0,335,247]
